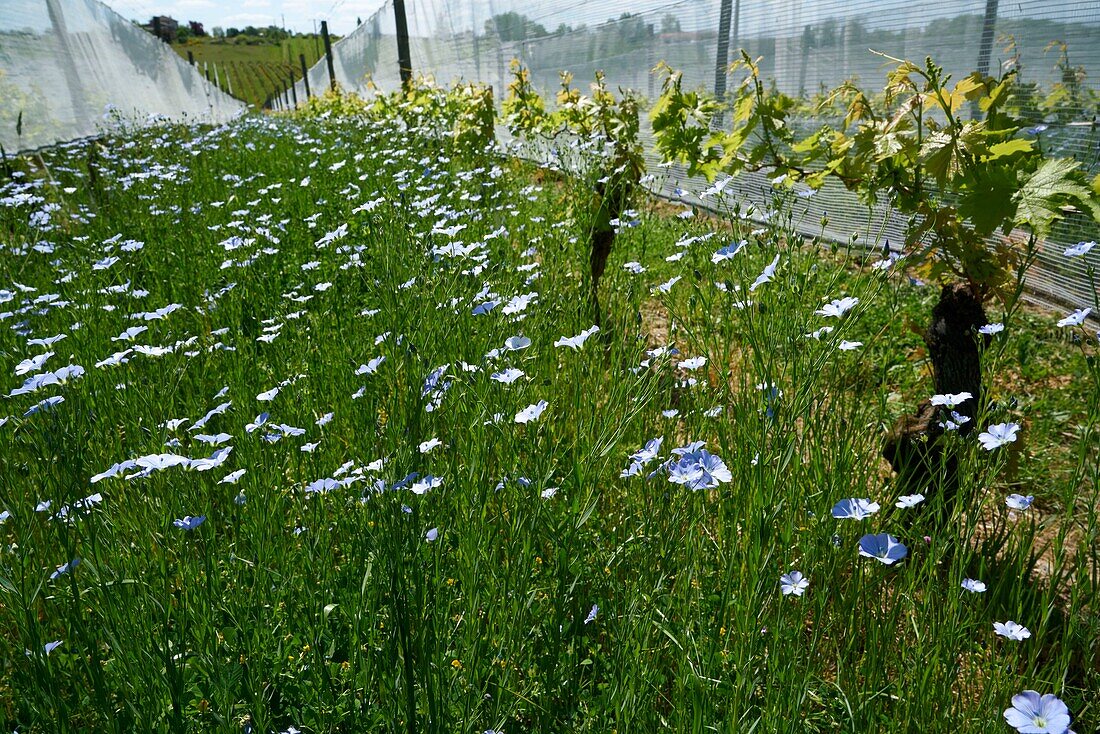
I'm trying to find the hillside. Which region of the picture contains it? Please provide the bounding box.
[170,36,330,109]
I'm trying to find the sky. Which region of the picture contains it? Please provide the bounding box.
[99,0,1100,41]
[99,0,712,38]
[102,0,389,36]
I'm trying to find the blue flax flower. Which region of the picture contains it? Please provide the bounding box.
[173,515,206,531]
[780,571,809,596]
[1003,691,1071,734]
[979,422,1020,450]
[858,533,907,565]
[667,449,731,490]
[50,558,81,580]
[831,498,880,520]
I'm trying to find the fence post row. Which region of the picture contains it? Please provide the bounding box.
[321,21,337,92]
[300,54,312,99]
[393,0,413,89]
[290,74,298,107]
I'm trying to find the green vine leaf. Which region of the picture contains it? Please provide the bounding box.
[986,138,1034,160]
[959,166,1019,235]
[1013,157,1100,236]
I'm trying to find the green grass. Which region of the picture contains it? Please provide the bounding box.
[0,112,1097,733]
[171,37,328,108]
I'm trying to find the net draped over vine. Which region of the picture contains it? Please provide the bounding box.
[296,0,1100,310]
[0,0,244,154]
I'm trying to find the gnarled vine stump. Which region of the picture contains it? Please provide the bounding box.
[883,283,988,514]
[587,174,630,327]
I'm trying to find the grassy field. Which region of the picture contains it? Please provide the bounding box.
[171,37,328,109]
[0,107,1097,733]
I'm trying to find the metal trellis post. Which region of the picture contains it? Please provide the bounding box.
[394,0,413,88]
[714,0,734,124]
[976,0,999,77]
[321,21,337,92]
[300,54,312,99]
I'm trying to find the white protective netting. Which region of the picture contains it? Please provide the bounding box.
[0,0,245,154]
[295,0,1100,310]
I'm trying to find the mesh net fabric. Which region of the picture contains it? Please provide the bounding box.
[0,0,245,154]
[297,0,1100,310]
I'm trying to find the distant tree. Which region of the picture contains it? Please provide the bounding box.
[800,25,815,49]
[262,25,289,41]
[554,23,573,36]
[846,18,866,45]
[211,26,224,38]
[226,27,240,38]
[612,13,653,48]
[189,21,206,37]
[176,25,192,42]
[660,13,681,34]
[486,12,548,42]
